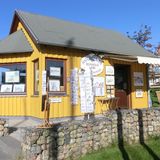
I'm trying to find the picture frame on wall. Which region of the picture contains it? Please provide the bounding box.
[13,84,25,92]
[106,66,114,75]
[106,76,115,85]
[5,71,20,83]
[134,72,143,86]
[49,79,60,91]
[0,84,12,92]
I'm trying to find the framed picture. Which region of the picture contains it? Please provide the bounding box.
[134,72,143,86]
[106,76,115,85]
[50,67,61,77]
[93,77,105,96]
[1,84,12,92]
[5,71,20,83]
[13,84,25,92]
[106,66,114,75]
[136,89,143,98]
[49,80,60,91]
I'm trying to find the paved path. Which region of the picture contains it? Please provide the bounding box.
[0,136,21,160]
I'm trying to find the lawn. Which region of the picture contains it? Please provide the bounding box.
[80,137,160,160]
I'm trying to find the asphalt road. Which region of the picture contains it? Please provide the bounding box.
[0,136,21,160]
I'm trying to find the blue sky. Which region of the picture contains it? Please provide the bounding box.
[0,0,160,47]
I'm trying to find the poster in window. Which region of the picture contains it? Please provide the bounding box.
[106,76,115,85]
[5,71,20,83]
[106,66,114,75]
[13,84,25,92]
[1,84,12,92]
[50,67,61,77]
[136,89,143,98]
[134,72,143,86]
[49,80,60,91]
[93,77,105,96]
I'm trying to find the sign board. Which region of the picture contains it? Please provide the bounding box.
[49,98,62,103]
[81,54,104,76]
[50,67,61,77]
[42,70,47,95]
[70,68,79,105]
[136,89,143,98]
[79,69,94,113]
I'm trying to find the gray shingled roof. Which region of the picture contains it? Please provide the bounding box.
[0,29,33,54]
[15,10,154,57]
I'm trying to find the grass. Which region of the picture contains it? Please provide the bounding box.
[80,137,160,160]
[150,88,160,107]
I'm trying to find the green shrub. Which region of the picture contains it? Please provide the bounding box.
[150,88,160,107]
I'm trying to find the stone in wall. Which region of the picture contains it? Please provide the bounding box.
[0,119,8,137]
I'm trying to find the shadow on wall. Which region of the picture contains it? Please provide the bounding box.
[137,109,160,160]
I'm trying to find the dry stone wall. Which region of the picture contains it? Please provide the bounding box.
[0,119,9,136]
[22,108,160,160]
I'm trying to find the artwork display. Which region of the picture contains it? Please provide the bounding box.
[5,71,19,83]
[106,66,114,75]
[1,84,12,92]
[42,70,47,95]
[93,77,105,96]
[136,89,143,98]
[106,76,115,85]
[79,69,94,113]
[50,67,61,76]
[13,84,25,92]
[134,72,143,86]
[49,80,60,91]
[70,68,79,105]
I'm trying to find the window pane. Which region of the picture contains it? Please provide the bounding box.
[34,60,39,95]
[46,59,65,92]
[0,63,26,94]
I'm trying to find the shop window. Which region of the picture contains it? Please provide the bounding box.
[0,63,26,94]
[34,60,39,95]
[46,59,66,94]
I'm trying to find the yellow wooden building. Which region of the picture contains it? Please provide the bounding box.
[0,10,157,120]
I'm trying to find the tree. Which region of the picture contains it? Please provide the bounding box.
[127,25,153,53]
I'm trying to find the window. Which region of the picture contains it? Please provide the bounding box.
[46,59,66,94]
[0,63,26,94]
[34,60,39,95]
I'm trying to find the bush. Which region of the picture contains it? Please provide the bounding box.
[150,88,160,107]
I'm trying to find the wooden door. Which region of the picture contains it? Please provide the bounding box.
[115,65,131,109]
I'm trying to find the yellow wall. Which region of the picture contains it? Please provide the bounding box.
[0,20,149,119]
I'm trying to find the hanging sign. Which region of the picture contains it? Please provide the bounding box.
[81,54,104,75]
[79,69,94,113]
[42,70,47,95]
[70,68,79,105]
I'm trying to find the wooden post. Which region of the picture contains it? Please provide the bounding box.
[37,77,52,128]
